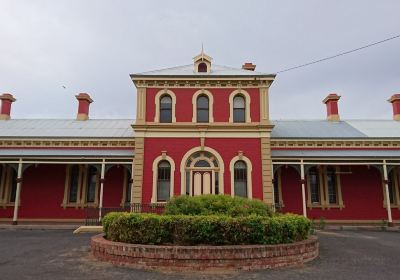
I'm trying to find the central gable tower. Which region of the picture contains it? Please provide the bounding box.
[130,52,275,205]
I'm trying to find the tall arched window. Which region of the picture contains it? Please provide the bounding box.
[86,166,97,203]
[197,95,209,123]
[198,62,207,73]
[9,168,17,203]
[233,95,245,123]
[157,161,171,202]
[160,95,172,123]
[326,167,338,204]
[234,161,247,197]
[309,167,320,204]
[68,165,80,203]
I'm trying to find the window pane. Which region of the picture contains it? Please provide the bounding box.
[197,109,209,122]
[9,169,17,203]
[194,160,210,167]
[233,96,245,108]
[388,171,395,204]
[68,165,79,203]
[157,161,171,202]
[86,167,97,203]
[197,96,209,108]
[309,168,320,204]
[160,109,172,123]
[273,172,279,204]
[234,161,247,197]
[160,95,172,105]
[198,62,207,73]
[157,181,170,201]
[215,172,219,195]
[126,172,132,203]
[233,108,245,123]
[327,167,337,204]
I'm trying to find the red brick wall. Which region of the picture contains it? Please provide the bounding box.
[142,137,263,203]
[145,88,260,122]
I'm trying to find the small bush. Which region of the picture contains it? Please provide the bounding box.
[104,212,310,245]
[164,195,273,217]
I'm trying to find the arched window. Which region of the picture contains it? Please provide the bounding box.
[234,161,247,197]
[233,95,245,123]
[197,95,209,123]
[68,165,80,203]
[157,161,171,202]
[198,62,207,73]
[86,166,97,203]
[308,167,320,204]
[160,95,172,123]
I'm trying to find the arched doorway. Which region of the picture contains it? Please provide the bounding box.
[183,151,221,196]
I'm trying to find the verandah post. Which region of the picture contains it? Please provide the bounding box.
[12,158,23,225]
[300,159,307,218]
[383,160,393,226]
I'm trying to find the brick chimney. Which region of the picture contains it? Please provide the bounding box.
[0,93,16,120]
[75,93,93,121]
[322,93,341,121]
[242,62,256,71]
[388,94,400,121]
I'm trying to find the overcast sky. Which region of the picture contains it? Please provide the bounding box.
[0,0,399,120]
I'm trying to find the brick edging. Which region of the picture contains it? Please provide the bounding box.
[91,234,319,271]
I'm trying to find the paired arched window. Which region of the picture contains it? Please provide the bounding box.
[233,95,245,123]
[234,161,247,198]
[86,166,97,203]
[68,165,80,203]
[157,161,171,202]
[198,62,207,73]
[196,95,209,123]
[159,95,172,123]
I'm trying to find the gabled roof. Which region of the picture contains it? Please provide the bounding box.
[131,64,275,78]
[0,119,134,138]
[271,120,400,138]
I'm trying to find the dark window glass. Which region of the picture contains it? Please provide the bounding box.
[388,170,395,204]
[273,172,280,204]
[86,166,97,203]
[68,165,79,203]
[198,62,207,73]
[327,167,337,204]
[194,160,210,167]
[215,172,219,195]
[0,165,3,196]
[234,161,247,197]
[157,161,171,202]
[309,167,320,204]
[197,95,209,123]
[126,171,132,203]
[9,168,17,203]
[233,95,245,123]
[160,95,172,123]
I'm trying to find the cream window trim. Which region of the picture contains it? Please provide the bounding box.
[0,166,20,207]
[383,167,400,209]
[61,165,84,209]
[180,146,224,195]
[323,166,345,209]
[82,167,100,207]
[192,89,214,123]
[154,89,176,123]
[306,166,325,209]
[228,89,251,123]
[151,154,175,203]
[229,155,253,199]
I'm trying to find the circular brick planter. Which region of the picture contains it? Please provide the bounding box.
[91,234,319,271]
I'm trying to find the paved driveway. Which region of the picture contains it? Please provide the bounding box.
[0,229,399,280]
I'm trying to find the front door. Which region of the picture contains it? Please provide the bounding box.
[192,171,212,196]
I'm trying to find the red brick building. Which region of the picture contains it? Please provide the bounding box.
[1,51,400,225]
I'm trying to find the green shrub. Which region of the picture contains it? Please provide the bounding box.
[103,212,310,245]
[164,195,273,217]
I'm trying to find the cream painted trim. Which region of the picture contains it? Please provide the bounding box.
[151,154,175,203]
[228,89,251,123]
[79,165,100,207]
[192,89,214,123]
[274,168,284,207]
[194,60,211,74]
[180,146,224,196]
[120,168,130,206]
[306,166,325,209]
[229,155,253,199]
[323,166,344,209]
[61,165,84,209]
[154,89,176,123]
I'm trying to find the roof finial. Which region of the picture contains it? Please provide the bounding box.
[201,43,204,60]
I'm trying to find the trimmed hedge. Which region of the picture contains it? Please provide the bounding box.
[103,212,311,245]
[164,195,273,217]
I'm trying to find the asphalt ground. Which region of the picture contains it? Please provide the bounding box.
[0,229,399,280]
